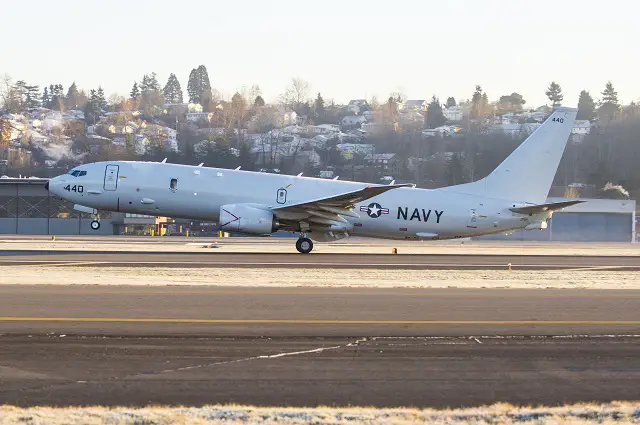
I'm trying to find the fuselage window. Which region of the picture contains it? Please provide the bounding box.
[170,178,178,191]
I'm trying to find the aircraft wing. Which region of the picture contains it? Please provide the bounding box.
[272,184,411,226]
[273,184,411,211]
[509,200,584,214]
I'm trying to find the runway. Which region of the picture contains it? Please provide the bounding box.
[1,250,640,270]
[0,285,639,336]
[1,286,639,407]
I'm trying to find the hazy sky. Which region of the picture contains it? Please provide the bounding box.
[2,0,638,106]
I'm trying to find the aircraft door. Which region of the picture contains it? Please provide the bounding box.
[104,165,119,191]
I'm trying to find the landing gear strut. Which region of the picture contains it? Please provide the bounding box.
[296,237,313,254]
[90,212,101,231]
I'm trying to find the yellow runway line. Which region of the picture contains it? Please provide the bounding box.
[0,317,639,325]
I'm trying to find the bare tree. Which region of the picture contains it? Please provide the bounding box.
[280,77,309,111]
[369,95,380,110]
[1,75,21,113]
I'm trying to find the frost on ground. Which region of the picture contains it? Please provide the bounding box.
[1,238,639,256]
[4,266,640,289]
[1,403,639,424]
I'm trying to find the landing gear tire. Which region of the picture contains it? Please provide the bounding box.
[90,220,101,230]
[296,237,313,254]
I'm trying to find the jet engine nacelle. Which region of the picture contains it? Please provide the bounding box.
[219,204,278,235]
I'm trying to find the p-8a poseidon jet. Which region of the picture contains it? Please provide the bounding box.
[47,107,581,253]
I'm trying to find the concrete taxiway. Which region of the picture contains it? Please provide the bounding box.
[2,251,640,270]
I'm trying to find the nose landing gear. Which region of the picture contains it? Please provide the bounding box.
[90,212,101,231]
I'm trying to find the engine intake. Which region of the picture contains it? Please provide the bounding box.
[219,204,278,235]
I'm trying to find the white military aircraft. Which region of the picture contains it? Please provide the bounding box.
[47,107,581,253]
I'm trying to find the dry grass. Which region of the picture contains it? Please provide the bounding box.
[3,266,640,289]
[1,402,639,424]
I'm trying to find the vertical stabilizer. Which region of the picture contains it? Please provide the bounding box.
[443,107,577,204]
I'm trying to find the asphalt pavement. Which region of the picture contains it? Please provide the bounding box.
[1,251,639,269]
[1,285,639,407]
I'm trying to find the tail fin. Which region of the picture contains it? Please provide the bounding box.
[444,107,577,204]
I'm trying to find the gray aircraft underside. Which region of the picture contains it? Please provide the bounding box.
[47,107,581,251]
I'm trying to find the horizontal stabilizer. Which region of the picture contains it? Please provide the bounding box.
[510,200,584,214]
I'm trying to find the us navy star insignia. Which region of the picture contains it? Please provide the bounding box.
[360,202,389,218]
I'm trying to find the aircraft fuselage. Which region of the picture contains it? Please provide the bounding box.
[48,161,538,240]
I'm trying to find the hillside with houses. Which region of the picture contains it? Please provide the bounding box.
[1,71,639,200]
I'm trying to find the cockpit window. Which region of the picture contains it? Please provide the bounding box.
[67,170,87,177]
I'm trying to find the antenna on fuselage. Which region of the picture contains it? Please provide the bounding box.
[198,163,204,167]
[296,172,303,177]
[235,166,241,170]
[161,158,167,163]
[333,176,339,180]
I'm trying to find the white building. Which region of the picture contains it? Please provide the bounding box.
[315,124,340,134]
[490,123,522,138]
[347,99,369,115]
[443,106,463,122]
[186,112,212,122]
[336,143,374,159]
[341,115,367,126]
[402,100,427,112]
[365,153,395,164]
[572,120,591,135]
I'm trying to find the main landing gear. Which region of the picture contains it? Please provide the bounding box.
[296,237,313,254]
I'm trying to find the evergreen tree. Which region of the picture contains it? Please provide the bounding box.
[197,65,211,93]
[426,96,446,128]
[65,82,81,110]
[15,81,40,108]
[545,81,563,107]
[130,81,140,100]
[84,89,102,124]
[471,85,483,118]
[481,92,489,113]
[446,97,456,108]
[42,87,49,109]
[96,86,107,111]
[163,73,183,104]
[598,81,620,121]
[187,68,200,103]
[576,90,596,121]
[139,73,164,114]
[254,95,265,107]
[47,84,64,110]
[314,92,325,117]
[447,152,464,185]
[186,65,212,106]
[601,80,619,104]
